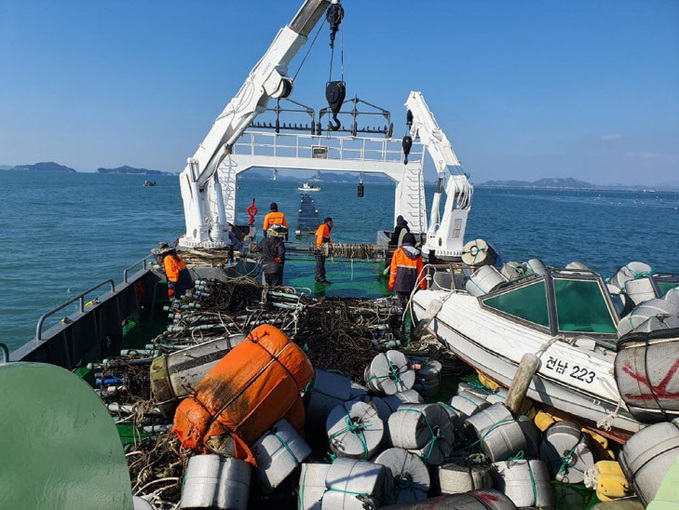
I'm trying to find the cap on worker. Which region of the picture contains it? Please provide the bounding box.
[151,242,173,255]
[402,233,416,246]
[270,202,278,211]
[396,215,404,225]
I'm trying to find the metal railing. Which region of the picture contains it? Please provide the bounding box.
[124,256,155,283]
[35,280,115,341]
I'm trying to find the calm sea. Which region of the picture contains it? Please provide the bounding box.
[2,171,679,352]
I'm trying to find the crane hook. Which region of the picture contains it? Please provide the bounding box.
[326,80,346,131]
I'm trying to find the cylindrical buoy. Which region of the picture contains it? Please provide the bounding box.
[180,455,251,510]
[464,403,526,462]
[326,400,384,460]
[374,448,430,504]
[461,239,498,267]
[438,463,494,495]
[539,421,594,484]
[466,265,508,297]
[298,463,331,510]
[492,459,553,509]
[365,350,415,395]
[322,458,390,510]
[505,353,539,415]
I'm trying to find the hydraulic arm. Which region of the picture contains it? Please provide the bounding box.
[404,91,473,260]
[179,0,334,249]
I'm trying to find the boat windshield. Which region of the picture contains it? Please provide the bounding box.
[482,274,618,335]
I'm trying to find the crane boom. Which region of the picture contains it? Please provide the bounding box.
[405,91,473,260]
[179,0,333,249]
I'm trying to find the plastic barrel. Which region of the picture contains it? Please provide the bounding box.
[438,463,494,494]
[326,400,384,460]
[492,459,554,509]
[322,458,390,510]
[539,421,594,484]
[252,419,311,493]
[466,265,508,297]
[619,418,679,506]
[374,448,430,504]
[180,455,251,510]
[464,403,526,462]
[150,334,246,418]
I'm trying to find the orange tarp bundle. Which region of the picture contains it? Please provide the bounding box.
[172,324,313,463]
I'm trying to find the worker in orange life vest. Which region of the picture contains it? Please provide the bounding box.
[314,217,333,284]
[389,232,426,312]
[154,243,194,300]
[263,202,289,241]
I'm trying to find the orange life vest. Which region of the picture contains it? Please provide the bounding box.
[389,246,426,292]
[315,223,332,247]
[163,253,187,283]
[263,211,288,231]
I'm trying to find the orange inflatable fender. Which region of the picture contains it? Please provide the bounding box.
[172,324,313,463]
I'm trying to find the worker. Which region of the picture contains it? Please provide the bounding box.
[154,243,194,300]
[314,217,333,284]
[388,232,426,326]
[263,202,289,241]
[389,215,410,247]
[252,224,287,286]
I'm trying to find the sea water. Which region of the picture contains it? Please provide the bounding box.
[2,171,679,352]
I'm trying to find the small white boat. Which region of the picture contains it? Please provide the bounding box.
[297,182,321,192]
[411,264,679,438]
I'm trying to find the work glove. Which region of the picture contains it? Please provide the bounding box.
[168,288,175,299]
[274,257,282,264]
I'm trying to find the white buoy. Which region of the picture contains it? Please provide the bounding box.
[364,350,415,395]
[326,400,384,460]
[539,421,594,484]
[466,265,508,297]
[438,463,494,494]
[625,277,658,306]
[298,463,331,510]
[450,390,491,419]
[180,455,251,510]
[492,459,554,509]
[388,403,455,465]
[501,262,528,281]
[610,262,653,290]
[464,403,526,462]
[305,369,353,427]
[374,448,430,504]
[462,239,498,266]
[616,298,679,337]
[383,390,424,413]
[252,419,312,493]
[526,258,548,276]
[322,458,390,510]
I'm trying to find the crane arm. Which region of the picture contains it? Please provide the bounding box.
[405,91,473,260]
[186,0,332,189]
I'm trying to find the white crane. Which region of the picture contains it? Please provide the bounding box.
[178,0,336,249]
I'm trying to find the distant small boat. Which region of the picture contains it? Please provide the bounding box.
[297,182,321,192]
[143,180,157,187]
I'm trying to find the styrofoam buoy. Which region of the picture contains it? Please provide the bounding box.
[377,490,518,509]
[501,262,528,281]
[365,350,415,395]
[180,454,251,510]
[464,403,526,462]
[462,239,498,267]
[305,369,352,427]
[327,400,384,460]
[625,277,658,306]
[374,448,430,504]
[486,387,509,405]
[457,381,492,399]
[616,298,679,337]
[616,329,679,422]
[566,261,592,272]
[610,262,653,290]
[619,418,679,507]
[526,258,547,276]
[298,463,331,510]
[539,421,594,484]
[252,419,311,493]
[450,390,491,419]
[492,459,554,509]
[466,265,508,297]
[322,458,390,510]
[438,463,494,494]
[388,403,455,465]
[664,287,679,307]
[631,315,679,333]
[383,390,424,413]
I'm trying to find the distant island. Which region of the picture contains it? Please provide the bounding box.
[97,165,175,176]
[475,177,678,192]
[12,161,76,173]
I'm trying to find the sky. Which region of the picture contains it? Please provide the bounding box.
[1,0,678,186]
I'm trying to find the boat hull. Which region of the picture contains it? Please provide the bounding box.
[412,290,641,436]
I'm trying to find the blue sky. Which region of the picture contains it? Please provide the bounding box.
[1,0,677,186]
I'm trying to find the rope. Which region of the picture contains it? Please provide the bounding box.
[366,356,411,390]
[273,431,300,463]
[398,408,446,462]
[508,451,538,506]
[557,434,585,479]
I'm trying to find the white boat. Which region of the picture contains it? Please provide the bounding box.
[297,182,322,192]
[411,264,679,438]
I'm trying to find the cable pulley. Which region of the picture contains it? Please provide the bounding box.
[327,3,344,49]
[326,80,346,131]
